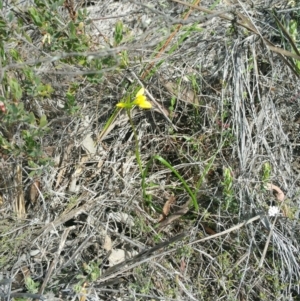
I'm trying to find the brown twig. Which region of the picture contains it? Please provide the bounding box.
[64,0,77,21]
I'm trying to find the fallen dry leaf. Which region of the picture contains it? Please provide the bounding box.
[15,164,26,219]
[108,212,135,227]
[79,282,87,301]
[158,198,190,229]
[108,249,125,266]
[158,194,176,222]
[265,183,285,202]
[29,180,41,204]
[180,258,186,274]
[108,248,138,267]
[202,224,216,235]
[81,133,96,155]
[102,235,112,252]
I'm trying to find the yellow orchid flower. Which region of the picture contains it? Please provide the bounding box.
[116,87,152,109]
[133,88,152,109]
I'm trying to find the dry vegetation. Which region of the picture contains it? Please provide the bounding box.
[1,0,300,300]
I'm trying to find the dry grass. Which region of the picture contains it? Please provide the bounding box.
[1,0,300,300]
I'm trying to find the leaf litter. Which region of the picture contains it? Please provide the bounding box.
[1,0,300,300]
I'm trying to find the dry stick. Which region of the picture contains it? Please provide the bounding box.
[54,234,93,275]
[169,8,234,25]
[129,0,233,25]
[94,215,263,287]
[34,201,90,241]
[98,231,187,285]
[258,215,278,268]
[4,293,45,300]
[15,164,26,219]
[258,183,285,267]
[38,226,75,296]
[98,215,262,285]
[91,10,141,21]
[187,214,262,246]
[140,0,202,80]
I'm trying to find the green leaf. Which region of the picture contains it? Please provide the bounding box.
[153,155,199,211]
[37,83,54,97]
[68,21,76,37]
[10,49,22,62]
[28,7,43,26]
[8,77,22,100]
[114,20,123,46]
[39,114,48,127]
[23,32,32,43]
[24,276,39,294]
[289,20,297,39]
[27,112,36,125]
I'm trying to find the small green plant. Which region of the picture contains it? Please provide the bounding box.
[74,260,101,293]
[153,233,164,243]
[287,19,300,71]
[0,0,120,172]
[222,167,236,211]
[169,95,176,117]
[262,162,271,185]
[25,276,40,294]
[116,87,152,205]
[176,245,193,258]
[130,264,153,295]
[273,11,300,74]
[114,20,124,46]
[145,155,199,210]
[187,74,201,94]
[120,50,129,68]
[82,261,101,282]
[0,98,50,168]
[65,83,80,115]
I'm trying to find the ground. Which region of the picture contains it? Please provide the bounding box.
[0,0,300,300]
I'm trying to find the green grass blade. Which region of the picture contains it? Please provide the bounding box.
[153,155,199,211]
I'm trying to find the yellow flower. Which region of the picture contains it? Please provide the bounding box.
[116,102,130,108]
[116,87,152,109]
[133,88,152,109]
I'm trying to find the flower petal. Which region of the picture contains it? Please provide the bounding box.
[138,100,152,109]
[136,87,145,97]
[116,102,127,108]
[134,95,146,105]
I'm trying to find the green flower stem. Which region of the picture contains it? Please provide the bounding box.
[126,109,143,176]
